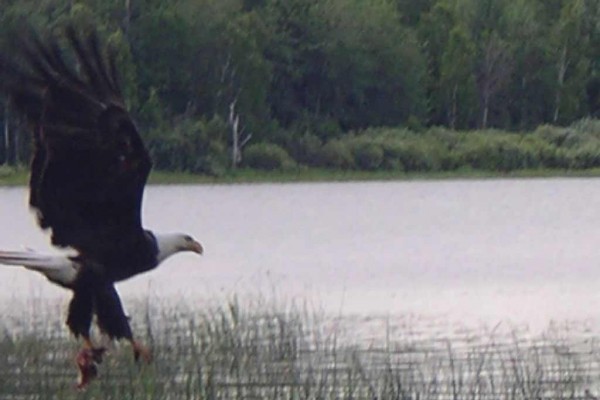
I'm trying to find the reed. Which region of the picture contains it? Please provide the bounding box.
[0,297,599,399]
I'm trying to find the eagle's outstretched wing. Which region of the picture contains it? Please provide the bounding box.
[0,26,152,258]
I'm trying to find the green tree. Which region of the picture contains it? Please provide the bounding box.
[476,32,513,128]
[439,25,477,128]
[503,0,553,128]
[264,0,427,134]
[129,7,195,116]
[106,28,139,110]
[418,0,460,126]
[262,0,328,129]
[550,0,593,123]
[394,0,436,26]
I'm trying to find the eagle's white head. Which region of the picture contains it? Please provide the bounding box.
[154,233,203,264]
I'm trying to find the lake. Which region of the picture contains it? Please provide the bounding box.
[1,178,600,333]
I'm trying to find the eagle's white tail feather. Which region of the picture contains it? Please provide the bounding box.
[0,250,64,269]
[0,250,78,286]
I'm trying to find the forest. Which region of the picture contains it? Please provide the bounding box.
[0,0,599,175]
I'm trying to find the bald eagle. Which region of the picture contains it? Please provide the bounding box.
[0,27,203,388]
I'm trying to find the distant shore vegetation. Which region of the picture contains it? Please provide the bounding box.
[3,120,600,186]
[0,0,599,179]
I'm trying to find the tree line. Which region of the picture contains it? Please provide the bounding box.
[0,0,599,174]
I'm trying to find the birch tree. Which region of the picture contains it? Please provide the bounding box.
[3,102,8,166]
[439,25,476,128]
[477,33,513,128]
[551,0,590,123]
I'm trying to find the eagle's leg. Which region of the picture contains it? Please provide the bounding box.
[75,336,106,390]
[68,288,105,389]
[93,283,152,363]
[130,339,153,363]
[82,337,107,363]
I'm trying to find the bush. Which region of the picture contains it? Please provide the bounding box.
[535,120,600,149]
[518,136,556,169]
[243,143,296,170]
[570,118,600,137]
[315,141,354,169]
[406,115,425,132]
[378,140,406,170]
[314,118,342,139]
[352,142,384,170]
[569,145,600,169]
[285,133,323,166]
[378,139,443,172]
[0,165,18,177]
[455,134,503,171]
[561,130,598,149]
[533,124,569,146]
[454,133,545,171]
[146,116,228,175]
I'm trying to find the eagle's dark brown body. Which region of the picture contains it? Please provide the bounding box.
[0,26,157,342]
[0,26,202,382]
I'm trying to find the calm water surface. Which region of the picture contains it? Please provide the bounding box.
[1,178,600,332]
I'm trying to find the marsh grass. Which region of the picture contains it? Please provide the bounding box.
[1,297,600,399]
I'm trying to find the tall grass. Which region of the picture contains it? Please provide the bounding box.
[1,297,599,399]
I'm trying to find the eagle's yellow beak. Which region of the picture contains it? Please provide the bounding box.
[189,240,204,255]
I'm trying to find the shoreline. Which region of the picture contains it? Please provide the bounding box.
[3,167,600,187]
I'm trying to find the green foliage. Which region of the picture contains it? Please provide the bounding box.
[284,133,323,165]
[454,133,541,171]
[352,142,384,170]
[534,124,570,146]
[380,139,444,172]
[129,7,195,115]
[304,119,600,173]
[138,87,164,129]
[0,0,598,174]
[147,116,228,176]
[315,141,354,169]
[106,29,139,110]
[243,143,295,170]
[570,144,600,169]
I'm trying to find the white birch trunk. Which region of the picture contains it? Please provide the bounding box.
[3,103,9,166]
[230,99,241,168]
[554,45,569,123]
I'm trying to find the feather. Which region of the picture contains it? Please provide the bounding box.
[0,250,78,286]
[0,25,152,255]
[0,25,202,365]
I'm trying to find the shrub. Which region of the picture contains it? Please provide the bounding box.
[194,116,229,175]
[243,143,296,170]
[285,133,323,166]
[426,126,462,150]
[379,140,406,170]
[362,127,413,140]
[406,115,425,132]
[455,133,541,172]
[561,130,598,149]
[146,116,228,175]
[533,124,569,147]
[569,145,600,169]
[314,118,342,139]
[315,141,354,169]
[379,139,443,172]
[147,130,187,171]
[542,148,571,169]
[570,118,600,137]
[352,142,384,170]
[0,165,18,177]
